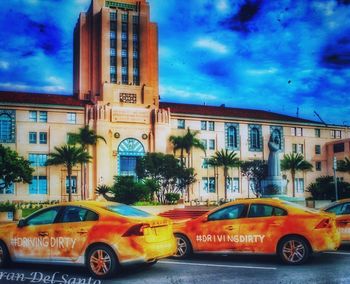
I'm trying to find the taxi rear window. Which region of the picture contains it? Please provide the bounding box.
[105,204,151,217]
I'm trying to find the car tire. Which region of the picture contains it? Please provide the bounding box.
[174,233,192,259]
[86,244,119,279]
[278,236,310,265]
[0,241,10,268]
[145,260,158,267]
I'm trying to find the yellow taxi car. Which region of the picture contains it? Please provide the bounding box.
[322,198,350,244]
[173,198,340,264]
[0,201,176,278]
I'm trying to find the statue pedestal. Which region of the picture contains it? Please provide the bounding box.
[261,177,287,196]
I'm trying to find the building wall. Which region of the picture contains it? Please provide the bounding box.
[0,105,84,202]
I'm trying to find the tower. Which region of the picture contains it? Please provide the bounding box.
[73,0,159,107]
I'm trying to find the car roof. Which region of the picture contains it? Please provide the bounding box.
[322,198,350,209]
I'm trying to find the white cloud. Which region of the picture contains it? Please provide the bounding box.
[160,85,217,102]
[194,38,229,54]
[75,0,90,4]
[216,0,229,13]
[246,68,278,75]
[0,82,66,93]
[0,61,9,70]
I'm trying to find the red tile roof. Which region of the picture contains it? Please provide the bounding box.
[160,102,322,125]
[0,91,85,107]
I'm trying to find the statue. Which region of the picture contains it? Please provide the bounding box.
[267,131,281,177]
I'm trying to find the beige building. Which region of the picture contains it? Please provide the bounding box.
[0,0,349,202]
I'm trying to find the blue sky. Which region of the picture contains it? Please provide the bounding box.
[0,0,349,125]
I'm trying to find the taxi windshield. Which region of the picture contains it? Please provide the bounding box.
[105,204,151,217]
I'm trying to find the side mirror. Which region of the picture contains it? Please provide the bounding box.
[17,219,26,228]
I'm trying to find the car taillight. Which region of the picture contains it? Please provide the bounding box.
[122,224,150,237]
[315,218,332,229]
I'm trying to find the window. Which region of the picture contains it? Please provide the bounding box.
[132,16,139,24]
[121,67,128,75]
[292,143,303,154]
[315,145,321,155]
[28,154,47,167]
[177,119,185,129]
[316,161,322,171]
[66,176,77,194]
[331,130,342,139]
[29,176,47,194]
[201,158,209,169]
[39,132,47,144]
[248,204,287,218]
[209,139,215,150]
[0,114,12,141]
[110,12,116,21]
[202,177,215,193]
[208,121,215,131]
[295,178,304,193]
[226,123,239,150]
[120,156,138,176]
[208,204,245,221]
[29,132,37,144]
[334,143,345,153]
[121,49,127,57]
[60,206,98,223]
[121,14,128,22]
[39,111,47,123]
[201,139,207,150]
[29,111,37,122]
[106,204,151,217]
[315,128,321,138]
[201,121,207,130]
[110,66,116,74]
[227,177,239,193]
[291,127,303,137]
[110,48,116,56]
[26,207,60,226]
[110,31,116,39]
[67,113,76,124]
[249,126,261,151]
[325,203,350,215]
[0,180,14,194]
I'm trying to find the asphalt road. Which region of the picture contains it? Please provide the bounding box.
[1,246,350,284]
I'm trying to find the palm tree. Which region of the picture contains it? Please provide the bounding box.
[68,126,106,199]
[281,153,313,197]
[169,128,205,168]
[208,150,240,200]
[46,145,91,202]
[337,157,350,174]
[95,184,114,201]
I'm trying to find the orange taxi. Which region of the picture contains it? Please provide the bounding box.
[0,201,176,278]
[173,198,340,264]
[322,198,350,244]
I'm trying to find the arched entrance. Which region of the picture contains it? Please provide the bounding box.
[117,138,145,177]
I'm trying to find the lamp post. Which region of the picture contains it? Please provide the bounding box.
[333,156,338,201]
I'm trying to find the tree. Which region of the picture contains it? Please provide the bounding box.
[208,150,240,200]
[307,176,350,200]
[95,184,114,201]
[0,144,34,192]
[169,128,205,168]
[281,153,313,197]
[46,145,91,202]
[240,160,268,197]
[136,152,196,204]
[338,157,350,174]
[68,125,106,199]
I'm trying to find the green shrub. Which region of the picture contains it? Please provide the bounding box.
[0,202,15,212]
[165,193,180,204]
[307,176,350,200]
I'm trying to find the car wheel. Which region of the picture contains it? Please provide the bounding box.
[174,234,192,259]
[87,245,119,279]
[278,236,310,265]
[146,260,158,267]
[0,242,10,268]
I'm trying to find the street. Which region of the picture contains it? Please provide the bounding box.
[1,246,350,284]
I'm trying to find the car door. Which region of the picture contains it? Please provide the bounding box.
[326,202,350,242]
[238,204,287,253]
[11,207,61,261]
[50,206,99,262]
[193,204,247,252]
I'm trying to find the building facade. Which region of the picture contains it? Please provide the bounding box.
[0,0,349,202]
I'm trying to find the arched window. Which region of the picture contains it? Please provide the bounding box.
[250,127,260,149]
[118,138,145,177]
[227,126,237,149]
[0,114,11,141]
